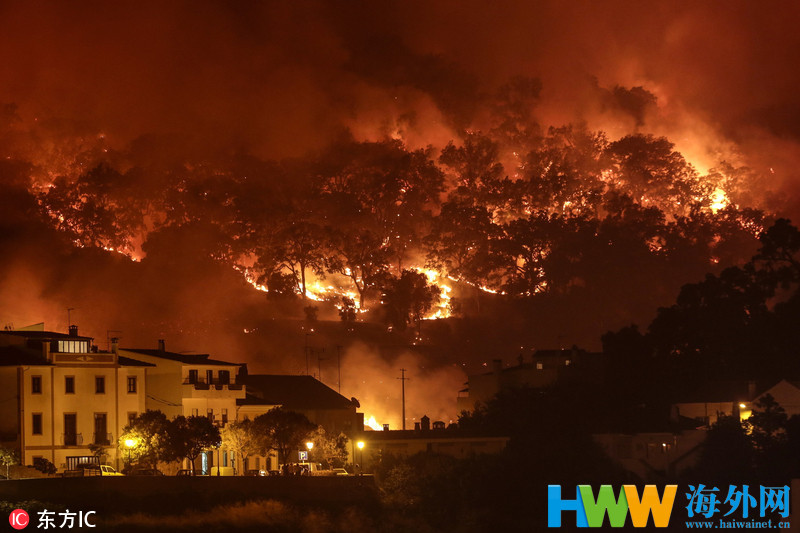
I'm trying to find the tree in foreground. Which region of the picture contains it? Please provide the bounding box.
[166,415,221,475]
[119,410,170,471]
[253,408,315,465]
[222,419,269,475]
[0,447,18,479]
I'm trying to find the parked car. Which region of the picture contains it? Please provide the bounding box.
[81,464,123,477]
[175,469,195,476]
[128,468,164,476]
[331,468,350,476]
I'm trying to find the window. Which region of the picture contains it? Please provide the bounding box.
[63,413,77,446]
[95,376,105,394]
[206,370,214,384]
[31,375,42,394]
[94,413,108,445]
[222,451,228,467]
[32,413,43,435]
[219,370,230,384]
[191,408,199,417]
[221,408,228,425]
[188,370,198,384]
[207,408,214,422]
[57,340,88,353]
[127,376,137,394]
[127,412,137,426]
[535,362,543,370]
[65,376,75,394]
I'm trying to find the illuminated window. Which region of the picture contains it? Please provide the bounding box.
[31,376,42,394]
[57,340,88,353]
[535,362,543,370]
[65,376,75,394]
[32,413,43,435]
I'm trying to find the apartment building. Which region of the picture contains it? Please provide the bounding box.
[0,325,149,470]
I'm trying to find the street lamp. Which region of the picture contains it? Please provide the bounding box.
[124,438,136,470]
[356,441,364,475]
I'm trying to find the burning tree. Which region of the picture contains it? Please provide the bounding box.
[382,270,442,333]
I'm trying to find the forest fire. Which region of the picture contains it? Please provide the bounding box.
[2,3,800,531]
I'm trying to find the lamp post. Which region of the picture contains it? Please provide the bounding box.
[215,443,221,476]
[356,441,364,475]
[124,438,136,471]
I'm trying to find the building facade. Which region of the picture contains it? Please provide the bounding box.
[0,326,148,471]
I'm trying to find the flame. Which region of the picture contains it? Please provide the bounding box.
[417,268,452,320]
[710,188,729,213]
[364,415,383,431]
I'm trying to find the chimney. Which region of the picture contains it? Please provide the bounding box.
[421,415,430,431]
[68,325,78,337]
[414,422,421,431]
[158,339,166,352]
[110,337,119,354]
[382,424,389,431]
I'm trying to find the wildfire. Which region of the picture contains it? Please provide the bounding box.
[364,415,383,431]
[419,269,452,320]
[710,188,729,213]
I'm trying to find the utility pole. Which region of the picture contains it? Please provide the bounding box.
[397,368,409,430]
[317,349,326,382]
[304,333,311,376]
[336,345,342,394]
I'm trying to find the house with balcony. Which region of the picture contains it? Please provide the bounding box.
[0,325,149,471]
[117,340,245,474]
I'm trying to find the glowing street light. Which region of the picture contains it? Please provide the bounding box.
[306,441,314,451]
[123,438,137,470]
[356,441,364,475]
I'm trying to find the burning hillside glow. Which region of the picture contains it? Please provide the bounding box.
[364,415,383,431]
[710,188,729,213]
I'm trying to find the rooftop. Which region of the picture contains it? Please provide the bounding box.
[0,345,52,366]
[121,348,240,367]
[239,374,356,411]
[117,356,156,367]
[1,330,92,341]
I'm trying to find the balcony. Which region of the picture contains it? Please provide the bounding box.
[181,378,245,399]
[62,433,83,446]
[93,432,113,446]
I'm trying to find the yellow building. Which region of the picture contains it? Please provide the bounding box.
[0,326,148,471]
[117,341,246,474]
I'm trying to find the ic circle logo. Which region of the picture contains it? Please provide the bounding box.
[9,509,29,529]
